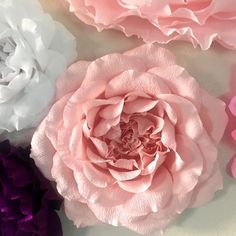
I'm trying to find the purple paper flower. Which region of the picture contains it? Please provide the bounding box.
[0,140,63,236]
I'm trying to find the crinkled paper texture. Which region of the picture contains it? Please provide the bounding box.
[31,44,228,235]
[66,0,236,50]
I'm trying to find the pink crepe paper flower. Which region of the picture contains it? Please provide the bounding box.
[31,44,227,234]
[66,0,236,50]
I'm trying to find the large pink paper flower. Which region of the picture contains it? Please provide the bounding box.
[31,44,227,234]
[66,0,236,50]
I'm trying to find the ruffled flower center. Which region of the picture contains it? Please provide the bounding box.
[108,119,166,159]
[0,37,16,84]
[104,113,169,173]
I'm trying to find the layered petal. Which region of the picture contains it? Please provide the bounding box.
[66,0,236,50]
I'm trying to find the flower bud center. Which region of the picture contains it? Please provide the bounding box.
[0,37,16,84]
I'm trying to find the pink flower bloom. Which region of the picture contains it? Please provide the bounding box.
[228,96,236,179]
[31,44,227,234]
[66,0,236,50]
[229,96,236,141]
[227,156,236,179]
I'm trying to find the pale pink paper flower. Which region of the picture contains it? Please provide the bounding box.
[66,0,236,50]
[31,44,227,234]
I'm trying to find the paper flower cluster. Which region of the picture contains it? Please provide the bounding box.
[66,0,236,50]
[0,0,232,235]
[0,140,62,236]
[31,44,227,234]
[0,0,76,134]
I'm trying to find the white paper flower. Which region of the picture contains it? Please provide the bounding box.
[0,0,77,133]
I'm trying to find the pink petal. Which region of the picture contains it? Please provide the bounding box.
[195,131,218,182]
[90,137,108,157]
[83,162,115,188]
[200,90,228,144]
[190,162,223,207]
[63,81,107,128]
[172,134,203,195]
[118,172,154,193]
[125,44,176,69]
[133,115,163,135]
[149,65,201,110]
[161,118,176,150]
[232,129,236,141]
[83,53,146,87]
[45,94,71,148]
[227,156,236,179]
[164,151,184,173]
[124,167,173,214]
[87,147,111,165]
[51,153,82,200]
[64,200,101,228]
[157,100,177,125]
[87,167,173,232]
[67,0,236,50]
[93,116,120,137]
[73,169,132,206]
[109,169,141,181]
[109,158,138,170]
[229,96,236,116]
[56,61,90,100]
[31,119,55,181]
[99,99,124,119]
[140,154,166,175]
[158,94,204,140]
[105,70,171,98]
[85,0,126,24]
[123,98,158,114]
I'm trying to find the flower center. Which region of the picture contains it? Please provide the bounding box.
[107,119,166,160]
[0,37,16,84]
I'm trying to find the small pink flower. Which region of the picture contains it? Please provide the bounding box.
[228,96,236,179]
[66,0,236,50]
[229,96,236,141]
[31,44,227,234]
[227,156,236,179]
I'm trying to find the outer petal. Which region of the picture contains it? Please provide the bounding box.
[30,118,55,180]
[82,53,146,86]
[66,0,236,50]
[105,70,171,98]
[190,162,223,207]
[171,134,203,195]
[149,65,201,110]
[52,153,82,200]
[87,167,173,228]
[56,61,90,100]
[64,200,101,228]
[124,44,176,69]
[158,94,204,140]
[200,90,228,144]
[73,167,132,207]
